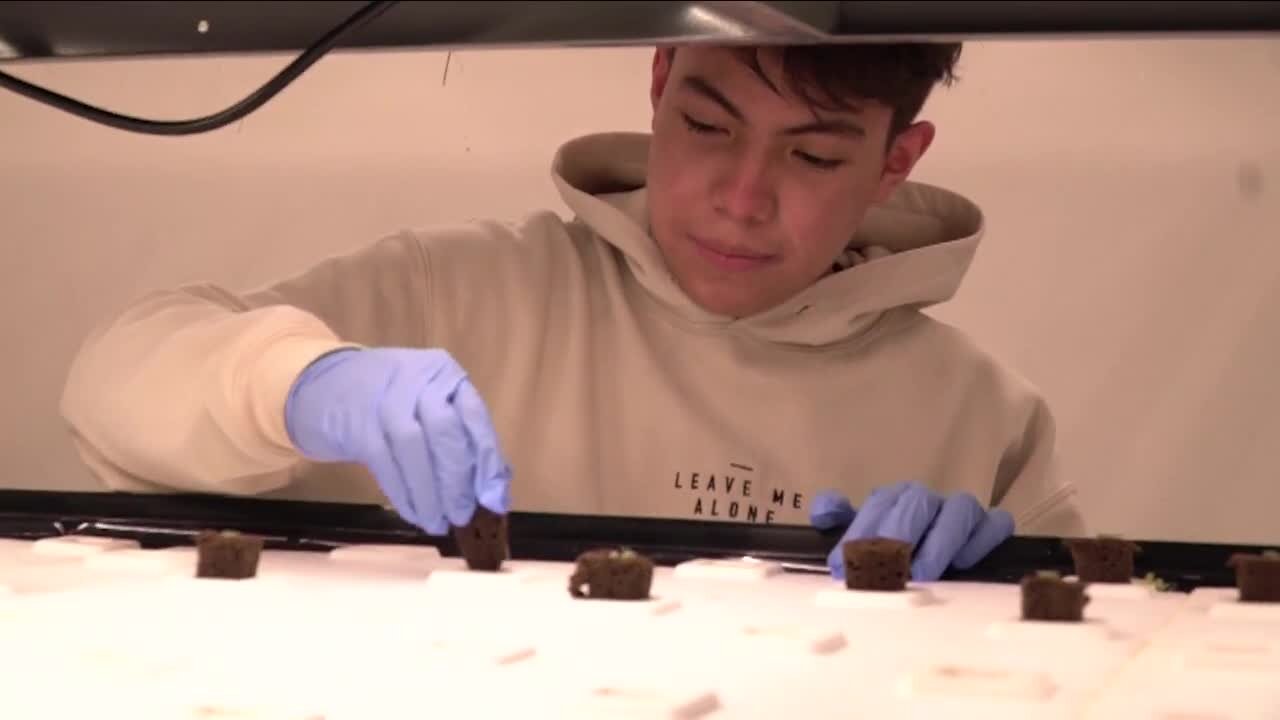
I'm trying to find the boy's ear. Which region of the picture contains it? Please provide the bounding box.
[875,121,935,203]
[651,47,676,112]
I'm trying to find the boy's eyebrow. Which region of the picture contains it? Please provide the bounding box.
[782,118,866,138]
[680,75,866,138]
[681,75,744,121]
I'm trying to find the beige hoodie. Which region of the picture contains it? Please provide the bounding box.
[60,132,1084,536]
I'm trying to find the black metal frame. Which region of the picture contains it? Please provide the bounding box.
[0,489,1270,591]
[2,1,1279,64]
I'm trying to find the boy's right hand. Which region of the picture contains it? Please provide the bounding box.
[283,347,512,535]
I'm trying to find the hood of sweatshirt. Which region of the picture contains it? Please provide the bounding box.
[549,131,984,346]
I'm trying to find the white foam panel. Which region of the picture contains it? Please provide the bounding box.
[0,544,1273,719]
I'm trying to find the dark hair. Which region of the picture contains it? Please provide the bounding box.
[729,43,963,138]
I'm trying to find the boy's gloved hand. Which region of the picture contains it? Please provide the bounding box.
[284,347,512,536]
[809,481,1013,582]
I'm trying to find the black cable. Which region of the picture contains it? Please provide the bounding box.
[0,1,399,136]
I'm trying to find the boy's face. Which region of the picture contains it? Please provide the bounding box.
[647,47,935,318]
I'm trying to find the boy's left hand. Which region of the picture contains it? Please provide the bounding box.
[809,481,1014,582]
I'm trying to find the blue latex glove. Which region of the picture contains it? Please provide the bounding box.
[284,347,512,536]
[810,481,1014,582]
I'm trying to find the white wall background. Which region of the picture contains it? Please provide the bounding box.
[2,37,1278,545]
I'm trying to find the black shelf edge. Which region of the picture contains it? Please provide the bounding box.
[1,489,1274,591]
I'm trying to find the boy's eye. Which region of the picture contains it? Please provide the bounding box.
[681,113,724,135]
[680,111,844,170]
[794,151,845,170]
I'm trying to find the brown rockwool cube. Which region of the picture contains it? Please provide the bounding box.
[1021,572,1089,622]
[195,530,264,580]
[842,538,912,591]
[1064,536,1140,583]
[1227,552,1280,603]
[452,505,509,571]
[569,548,654,600]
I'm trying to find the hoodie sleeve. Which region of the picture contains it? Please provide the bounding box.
[991,394,1087,537]
[59,231,432,495]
